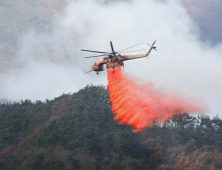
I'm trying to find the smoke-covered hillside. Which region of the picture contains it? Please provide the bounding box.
[1,0,222,72]
[1,85,222,169]
[0,0,65,72]
[182,0,222,43]
[1,1,222,118]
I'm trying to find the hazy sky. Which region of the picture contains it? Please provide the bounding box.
[0,0,222,116]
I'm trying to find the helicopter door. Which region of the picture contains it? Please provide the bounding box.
[98,64,104,71]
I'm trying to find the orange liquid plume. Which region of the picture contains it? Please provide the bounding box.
[107,67,203,132]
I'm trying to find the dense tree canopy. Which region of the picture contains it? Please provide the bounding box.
[0,85,222,170]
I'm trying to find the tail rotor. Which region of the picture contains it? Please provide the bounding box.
[147,40,157,51]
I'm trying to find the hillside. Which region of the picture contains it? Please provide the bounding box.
[1,85,222,170]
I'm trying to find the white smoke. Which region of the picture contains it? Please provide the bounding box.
[0,0,222,116]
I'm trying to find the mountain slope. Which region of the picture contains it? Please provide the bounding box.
[1,85,222,169]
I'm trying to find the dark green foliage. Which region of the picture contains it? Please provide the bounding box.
[1,85,222,170]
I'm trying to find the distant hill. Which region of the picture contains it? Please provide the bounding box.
[1,85,222,169]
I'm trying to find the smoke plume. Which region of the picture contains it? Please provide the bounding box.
[0,0,222,116]
[107,67,203,132]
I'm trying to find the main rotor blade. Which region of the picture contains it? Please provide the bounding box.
[84,54,107,58]
[81,49,109,54]
[118,42,144,53]
[110,41,115,53]
[119,49,146,54]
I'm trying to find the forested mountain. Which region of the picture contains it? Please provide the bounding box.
[1,1,222,169]
[0,85,222,170]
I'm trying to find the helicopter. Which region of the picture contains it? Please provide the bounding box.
[81,40,157,75]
